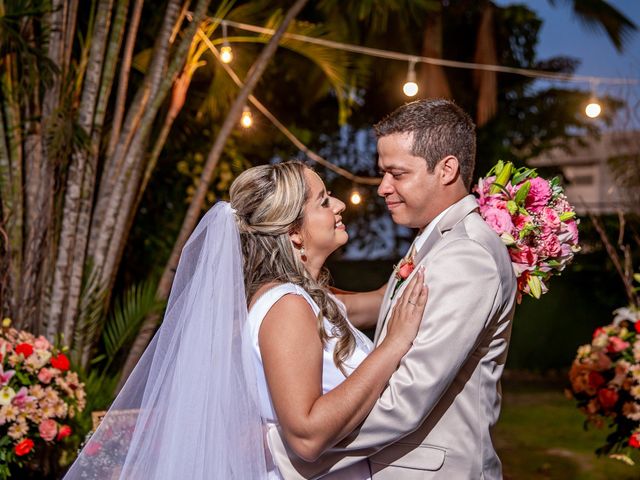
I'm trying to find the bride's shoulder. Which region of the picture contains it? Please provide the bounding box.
[249,282,307,311]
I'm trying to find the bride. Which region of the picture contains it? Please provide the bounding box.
[64,161,427,479]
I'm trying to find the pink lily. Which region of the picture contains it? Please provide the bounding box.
[0,365,15,386]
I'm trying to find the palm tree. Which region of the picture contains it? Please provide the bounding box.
[419,0,637,126]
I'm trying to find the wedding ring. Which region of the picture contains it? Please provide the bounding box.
[408,300,417,306]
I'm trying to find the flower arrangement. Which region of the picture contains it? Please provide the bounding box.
[568,306,640,464]
[474,160,580,302]
[0,318,85,478]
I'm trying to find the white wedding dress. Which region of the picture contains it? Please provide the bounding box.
[246,283,374,479]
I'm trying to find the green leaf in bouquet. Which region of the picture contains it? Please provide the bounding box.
[546,260,561,267]
[633,273,640,284]
[511,166,536,185]
[15,370,32,386]
[514,180,530,206]
[489,161,513,195]
[559,211,576,221]
[487,160,504,177]
[527,275,542,299]
[506,200,518,215]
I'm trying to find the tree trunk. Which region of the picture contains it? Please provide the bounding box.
[47,0,114,338]
[119,0,310,389]
[420,8,452,100]
[473,2,498,126]
[63,0,130,344]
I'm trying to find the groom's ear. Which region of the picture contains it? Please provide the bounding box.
[439,155,460,185]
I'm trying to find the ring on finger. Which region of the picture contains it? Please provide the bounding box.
[408,300,417,306]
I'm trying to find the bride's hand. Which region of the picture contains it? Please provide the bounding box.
[383,267,428,355]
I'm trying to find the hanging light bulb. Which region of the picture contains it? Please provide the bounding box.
[240,106,253,128]
[350,188,362,205]
[220,22,233,64]
[585,99,601,118]
[585,81,601,119]
[403,59,419,97]
[220,45,233,64]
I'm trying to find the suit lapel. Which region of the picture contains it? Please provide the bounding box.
[374,195,480,346]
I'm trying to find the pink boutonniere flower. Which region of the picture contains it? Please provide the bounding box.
[395,258,415,281]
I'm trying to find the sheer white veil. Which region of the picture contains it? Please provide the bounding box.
[64,202,268,479]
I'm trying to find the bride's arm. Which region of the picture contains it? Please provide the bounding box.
[331,283,387,329]
[259,271,426,462]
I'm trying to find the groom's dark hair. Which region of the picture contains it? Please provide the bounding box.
[374,99,476,190]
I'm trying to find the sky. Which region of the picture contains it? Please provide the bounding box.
[494,0,640,129]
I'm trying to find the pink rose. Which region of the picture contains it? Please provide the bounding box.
[39,419,57,442]
[607,336,630,353]
[482,206,514,235]
[524,177,552,212]
[38,368,53,384]
[538,232,561,258]
[564,219,579,244]
[510,245,538,266]
[540,207,561,231]
[33,336,51,350]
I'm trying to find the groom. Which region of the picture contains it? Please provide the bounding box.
[267,99,517,479]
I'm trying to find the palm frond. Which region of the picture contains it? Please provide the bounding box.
[101,279,165,372]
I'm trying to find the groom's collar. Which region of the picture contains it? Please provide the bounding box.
[413,194,479,265]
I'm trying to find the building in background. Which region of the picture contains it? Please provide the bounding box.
[527,131,640,214]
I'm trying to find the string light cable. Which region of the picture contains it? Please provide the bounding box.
[196,28,380,186]
[213,18,639,87]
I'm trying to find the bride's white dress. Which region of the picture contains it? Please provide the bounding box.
[246,283,374,479]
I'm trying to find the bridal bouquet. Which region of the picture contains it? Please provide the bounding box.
[0,319,85,478]
[568,307,640,464]
[474,161,580,302]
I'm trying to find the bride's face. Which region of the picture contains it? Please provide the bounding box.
[294,169,347,260]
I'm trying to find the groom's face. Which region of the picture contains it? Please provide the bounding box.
[377,132,441,229]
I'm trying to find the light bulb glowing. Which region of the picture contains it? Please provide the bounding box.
[403,59,419,97]
[220,45,233,64]
[240,107,253,128]
[403,81,418,97]
[585,101,601,118]
[350,190,362,205]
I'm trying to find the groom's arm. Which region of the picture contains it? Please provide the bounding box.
[331,283,387,329]
[268,239,503,479]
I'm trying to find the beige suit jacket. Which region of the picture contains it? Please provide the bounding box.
[267,195,517,479]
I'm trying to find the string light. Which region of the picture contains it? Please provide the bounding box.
[350,188,362,205]
[402,59,418,97]
[585,81,602,119]
[240,106,253,128]
[220,22,233,63]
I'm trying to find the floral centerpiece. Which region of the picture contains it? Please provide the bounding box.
[474,160,580,302]
[568,305,640,465]
[0,318,86,478]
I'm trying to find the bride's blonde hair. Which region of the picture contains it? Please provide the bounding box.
[230,161,355,375]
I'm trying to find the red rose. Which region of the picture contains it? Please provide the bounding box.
[397,261,414,280]
[15,343,34,358]
[630,433,640,449]
[51,353,70,371]
[593,327,607,339]
[57,425,72,441]
[588,371,606,390]
[635,321,640,334]
[14,438,34,456]
[598,388,619,410]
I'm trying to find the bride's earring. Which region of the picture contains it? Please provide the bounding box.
[300,246,307,262]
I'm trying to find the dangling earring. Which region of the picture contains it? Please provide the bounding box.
[300,246,307,262]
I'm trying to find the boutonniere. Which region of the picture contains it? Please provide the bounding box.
[391,253,415,299]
